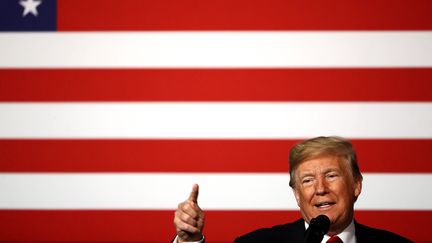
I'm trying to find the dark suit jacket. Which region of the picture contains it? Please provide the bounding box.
[234,218,412,243]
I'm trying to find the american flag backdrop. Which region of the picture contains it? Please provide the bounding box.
[1,0,432,242]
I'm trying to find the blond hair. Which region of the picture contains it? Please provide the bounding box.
[289,136,362,188]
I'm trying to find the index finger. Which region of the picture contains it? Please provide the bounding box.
[187,184,199,203]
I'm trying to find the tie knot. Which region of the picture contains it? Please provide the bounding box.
[326,235,343,243]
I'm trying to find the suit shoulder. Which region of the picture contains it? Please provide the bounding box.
[234,219,304,243]
[355,222,413,243]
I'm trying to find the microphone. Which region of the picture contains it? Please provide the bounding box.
[304,215,330,243]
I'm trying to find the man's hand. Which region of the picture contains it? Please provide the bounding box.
[174,184,205,243]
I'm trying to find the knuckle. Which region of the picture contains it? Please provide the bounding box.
[178,202,185,209]
[182,202,191,211]
[181,213,190,221]
[173,217,182,227]
[176,221,188,231]
[174,210,182,220]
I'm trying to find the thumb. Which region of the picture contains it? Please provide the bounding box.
[187,184,199,203]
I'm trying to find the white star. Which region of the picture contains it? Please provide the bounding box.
[20,0,42,17]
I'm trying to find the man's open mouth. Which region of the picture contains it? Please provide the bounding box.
[315,202,336,208]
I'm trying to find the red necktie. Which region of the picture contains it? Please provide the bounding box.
[326,235,343,243]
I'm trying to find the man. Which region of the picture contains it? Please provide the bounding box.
[173,136,412,242]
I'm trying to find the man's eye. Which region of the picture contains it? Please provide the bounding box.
[302,178,312,184]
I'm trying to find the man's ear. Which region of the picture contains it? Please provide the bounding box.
[354,177,362,198]
[292,187,301,207]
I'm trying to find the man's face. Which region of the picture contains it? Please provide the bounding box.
[292,155,362,235]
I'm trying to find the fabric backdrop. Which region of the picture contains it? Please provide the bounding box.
[1,0,432,242]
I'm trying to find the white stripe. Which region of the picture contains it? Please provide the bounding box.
[1,31,432,67]
[0,173,430,210]
[0,102,431,139]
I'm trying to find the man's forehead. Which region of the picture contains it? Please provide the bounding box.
[295,156,347,174]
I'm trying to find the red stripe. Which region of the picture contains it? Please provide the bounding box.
[57,0,432,30]
[1,139,431,173]
[0,210,428,242]
[1,68,432,101]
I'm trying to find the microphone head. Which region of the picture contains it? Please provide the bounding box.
[312,215,330,235]
[304,215,331,243]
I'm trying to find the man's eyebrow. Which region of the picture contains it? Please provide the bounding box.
[323,168,340,174]
[298,172,314,179]
[298,168,340,177]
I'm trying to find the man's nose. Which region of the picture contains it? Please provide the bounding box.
[315,177,328,195]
